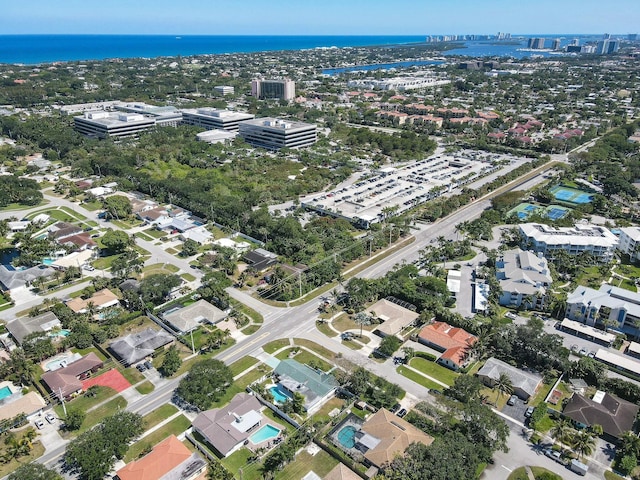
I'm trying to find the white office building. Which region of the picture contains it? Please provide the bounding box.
[214,85,235,95]
[181,108,255,132]
[519,223,618,261]
[115,102,182,127]
[73,111,156,138]
[238,118,317,150]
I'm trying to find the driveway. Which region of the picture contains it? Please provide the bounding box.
[500,395,528,423]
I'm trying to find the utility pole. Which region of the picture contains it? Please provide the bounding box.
[298,273,302,298]
[190,329,195,355]
[59,388,67,417]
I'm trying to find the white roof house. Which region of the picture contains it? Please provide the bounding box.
[446,270,461,295]
[477,357,542,400]
[519,223,618,261]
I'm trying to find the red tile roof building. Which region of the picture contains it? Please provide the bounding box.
[417,321,477,370]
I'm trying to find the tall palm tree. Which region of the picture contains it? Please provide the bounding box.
[493,372,514,404]
[353,311,372,338]
[551,418,573,446]
[571,430,596,460]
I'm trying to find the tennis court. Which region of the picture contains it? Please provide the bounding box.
[549,185,593,205]
[508,203,541,220]
[545,205,570,220]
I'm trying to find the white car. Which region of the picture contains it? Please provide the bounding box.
[83,264,95,271]
[34,419,45,430]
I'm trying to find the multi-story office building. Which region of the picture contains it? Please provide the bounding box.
[213,85,234,96]
[180,108,255,132]
[73,111,156,138]
[519,223,618,261]
[251,79,295,101]
[552,38,561,51]
[527,38,546,49]
[238,118,317,150]
[115,102,182,127]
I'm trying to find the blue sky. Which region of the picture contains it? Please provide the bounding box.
[4,0,639,35]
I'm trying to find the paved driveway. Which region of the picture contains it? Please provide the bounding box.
[500,395,528,423]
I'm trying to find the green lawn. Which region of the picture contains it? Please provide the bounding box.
[58,395,128,437]
[263,339,290,354]
[409,357,459,386]
[135,231,155,241]
[241,325,261,335]
[143,404,178,428]
[82,200,103,211]
[230,356,259,376]
[397,366,444,390]
[0,439,45,478]
[275,348,332,372]
[53,385,117,419]
[222,448,262,479]
[124,414,191,462]
[111,219,142,229]
[293,339,340,362]
[316,321,338,337]
[507,467,562,480]
[135,381,155,394]
[276,450,338,480]
[92,254,118,270]
[604,471,626,480]
[144,227,168,239]
[332,313,376,333]
[181,273,196,282]
[575,265,608,288]
[230,299,263,324]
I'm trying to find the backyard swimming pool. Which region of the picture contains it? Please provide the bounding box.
[269,386,291,404]
[337,425,357,449]
[249,424,280,444]
[0,386,13,401]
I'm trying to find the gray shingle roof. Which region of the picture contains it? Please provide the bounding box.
[563,392,639,439]
[6,311,61,344]
[109,327,174,366]
[476,357,542,398]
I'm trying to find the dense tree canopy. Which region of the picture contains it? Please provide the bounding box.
[176,359,233,411]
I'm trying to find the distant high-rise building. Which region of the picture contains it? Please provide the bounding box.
[570,38,580,46]
[607,40,620,54]
[628,33,638,41]
[251,78,295,101]
[552,39,561,51]
[596,39,619,55]
[603,33,611,40]
[528,38,546,49]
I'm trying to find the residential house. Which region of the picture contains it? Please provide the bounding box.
[162,299,228,334]
[109,327,174,366]
[566,283,640,338]
[273,359,338,413]
[0,264,55,293]
[324,464,361,480]
[6,311,61,345]
[243,248,278,271]
[563,391,639,441]
[66,288,119,314]
[365,299,419,338]
[355,409,434,468]
[476,357,542,400]
[0,389,46,421]
[115,435,206,480]
[41,352,103,400]
[417,322,477,371]
[496,248,552,309]
[48,221,82,241]
[192,393,281,457]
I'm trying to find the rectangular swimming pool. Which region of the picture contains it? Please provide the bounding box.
[249,424,280,444]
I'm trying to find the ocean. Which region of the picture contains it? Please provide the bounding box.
[0,34,604,65]
[0,35,428,65]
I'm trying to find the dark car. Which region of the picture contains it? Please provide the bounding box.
[136,363,147,372]
[397,408,407,418]
[390,403,401,414]
[144,361,153,370]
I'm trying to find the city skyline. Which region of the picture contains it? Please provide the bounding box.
[3,0,639,36]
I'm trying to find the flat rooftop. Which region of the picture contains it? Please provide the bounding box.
[240,117,316,132]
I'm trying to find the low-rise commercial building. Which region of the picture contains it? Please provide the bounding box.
[238,118,317,150]
[73,111,156,138]
[181,108,254,132]
[519,223,618,261]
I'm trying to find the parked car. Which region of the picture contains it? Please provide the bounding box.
[570,344,579,353]
[579,348,588,356]
[524,406,534,418]
[588,351,596,358]
[390,403,401,414]
[136,363,147,372]
[35,419,45,430]
[45,413,56,424]
[144,361,153,370]
[544,449,564,464]
[397,408,407,418]
[507,394,518,406]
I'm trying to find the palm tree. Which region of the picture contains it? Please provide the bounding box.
[353,311,372,338]
[493,372,513,404]
[619,431,640,459]
[571,430,596,460]
[551,418,573,446]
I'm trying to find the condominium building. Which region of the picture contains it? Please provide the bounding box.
[73,111,156,138]
[214,85,235,95]
[519,223,618,261]
[238,118,317,150]
[251,78,295,100]
[496,248,552,309]
[566,283,640,338]
[181,108,255,132]
[617,227,640,261]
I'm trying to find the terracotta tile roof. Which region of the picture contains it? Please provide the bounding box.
[116,435,206,480]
